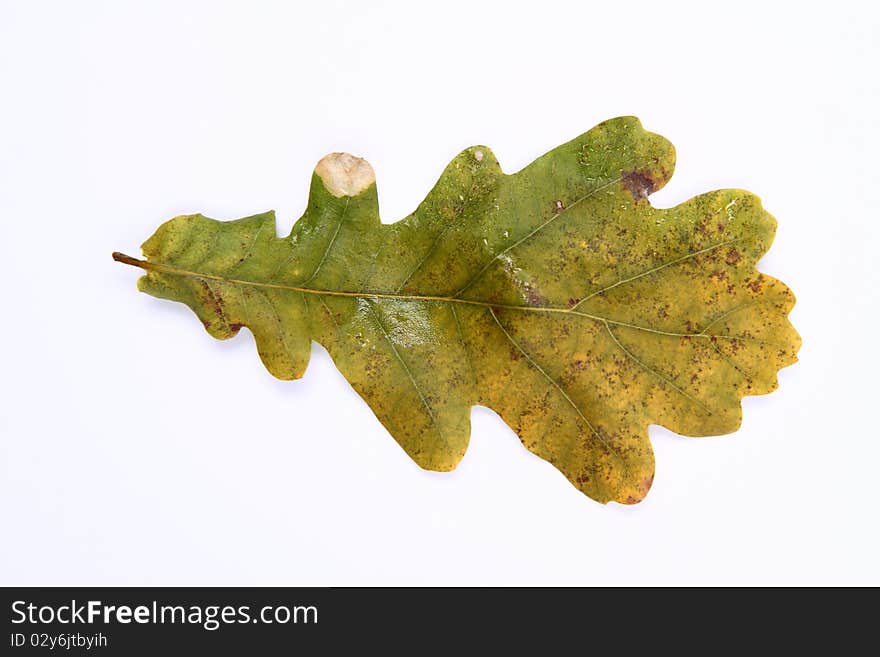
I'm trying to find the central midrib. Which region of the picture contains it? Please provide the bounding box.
[111,251,773,345]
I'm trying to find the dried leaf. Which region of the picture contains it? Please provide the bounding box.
[115,117,800,504]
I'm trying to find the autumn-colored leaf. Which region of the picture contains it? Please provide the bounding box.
[114,116,800,504]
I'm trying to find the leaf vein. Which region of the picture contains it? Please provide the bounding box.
[116,254,786,348]
[453,175,623,297]
[300,198,350,285]
[367,301,441,435]
[572,238,741,309]
[603,320,712,414]
[488,308,623,465]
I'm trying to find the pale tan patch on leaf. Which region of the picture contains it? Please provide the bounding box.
[314,152,376,198]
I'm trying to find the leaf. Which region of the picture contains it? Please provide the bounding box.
[114,116,800,504]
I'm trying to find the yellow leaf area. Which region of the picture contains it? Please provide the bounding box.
[115,117,800,504]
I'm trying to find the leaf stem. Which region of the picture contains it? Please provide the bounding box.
[113,252,156,269]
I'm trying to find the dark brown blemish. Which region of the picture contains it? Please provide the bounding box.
[554,199,565,213]
[725,248,742,266]
[621,170,656,200]
[196,279,234,333]
[526,287,548,306]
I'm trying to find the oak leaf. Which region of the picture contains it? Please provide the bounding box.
[114,117,800,504]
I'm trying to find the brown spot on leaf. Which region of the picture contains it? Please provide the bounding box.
[526,286,548,306]
[725,248,742,266]
[621,170,656,200]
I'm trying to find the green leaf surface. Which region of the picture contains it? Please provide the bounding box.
[115,116,800,504]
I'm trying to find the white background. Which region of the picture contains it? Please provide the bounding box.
[1,1,878,585]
